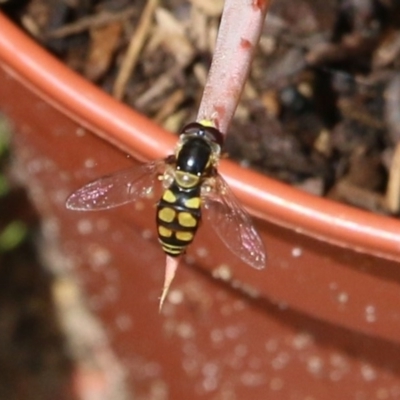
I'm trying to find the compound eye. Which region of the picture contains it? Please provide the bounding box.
[180,122,224,147]
[180,122,202,136]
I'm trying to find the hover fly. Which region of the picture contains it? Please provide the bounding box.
[66,121,266,270]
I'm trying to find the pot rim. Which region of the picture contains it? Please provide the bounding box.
[0,13,399,261]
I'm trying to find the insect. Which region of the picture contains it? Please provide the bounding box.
[66,121,266,270]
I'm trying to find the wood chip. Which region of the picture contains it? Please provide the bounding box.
[313,129,332,157]
[188,5,208,52]
[46,7,137,39]
[163,109,190,133]
[193,62,208,87]
[329,179,385,213]
[154,89,185,124]
[385,74,400,144]
[189,0,224,17]
[112,0,158,100]
[84,22,122,81]
[134,66,180,110]
[385,142,400,214]
[154,8,194,66]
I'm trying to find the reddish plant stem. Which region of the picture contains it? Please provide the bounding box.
[196,0,271,135]
[162,1,270,309]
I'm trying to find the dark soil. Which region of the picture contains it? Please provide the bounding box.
[4,0,400,214]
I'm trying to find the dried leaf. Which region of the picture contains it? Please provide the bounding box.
[189,0,224,17]
[155,8,194,66]
[113,0,158,99]
[85,22,122,81]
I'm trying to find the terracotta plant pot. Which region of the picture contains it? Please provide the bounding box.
[1,12,400,400]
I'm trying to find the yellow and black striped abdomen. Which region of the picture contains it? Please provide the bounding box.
[156,184,201,257]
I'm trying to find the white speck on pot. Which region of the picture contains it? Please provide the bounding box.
[168,289,184,305]
[360,364,377,381]
[88,245,111,270]
[330,354,348,371]
[271,352,290,370]
[292,332,313,350]
[231,280,260,298]
[306,356,324,375]
[115,314,132,331]
[337,291,349,304]
[291,247,302,257]
[75,127,86,136]
[176,322,194,339]
[202,376,218,392]
[202,362,219,377]
[232,300,246,312]
[202,363,219,391]
[196,247,208,258]
[84,158,96,168]
[212,264,232,281]
[365,305,377,323]
[77,219,93,235]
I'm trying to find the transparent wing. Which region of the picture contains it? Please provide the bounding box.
[202,174,266,269]
[66,159,166,211]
